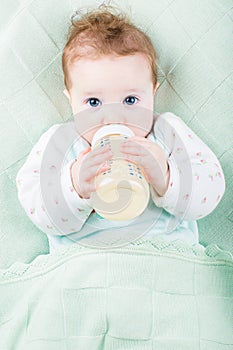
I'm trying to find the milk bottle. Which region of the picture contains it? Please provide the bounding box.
[90,124,150,220]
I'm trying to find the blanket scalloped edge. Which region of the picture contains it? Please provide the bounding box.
[0,237,232,282]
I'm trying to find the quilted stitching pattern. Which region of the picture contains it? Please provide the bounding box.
[0,0,232,267]
[0,241,232,349]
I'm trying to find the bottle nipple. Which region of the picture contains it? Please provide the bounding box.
[91,124,135,147]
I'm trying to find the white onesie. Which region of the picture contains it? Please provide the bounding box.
[16,112,225,252]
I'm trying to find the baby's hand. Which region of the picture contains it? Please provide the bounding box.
[120,136,170,197]
[70,146,113,199]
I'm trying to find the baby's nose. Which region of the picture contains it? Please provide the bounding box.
[101,103,126,124]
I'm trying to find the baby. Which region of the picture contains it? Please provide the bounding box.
[16,6,225,252]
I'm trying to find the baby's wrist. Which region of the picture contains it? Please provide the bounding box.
[153,161,170,197]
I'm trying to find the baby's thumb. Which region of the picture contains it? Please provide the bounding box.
[76,147,91,162]
[80,147,91,156]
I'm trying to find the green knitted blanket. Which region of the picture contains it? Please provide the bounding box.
[0,238,232,350]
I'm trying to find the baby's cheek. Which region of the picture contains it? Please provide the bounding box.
[129,126,150,138]
[86,127,101,144]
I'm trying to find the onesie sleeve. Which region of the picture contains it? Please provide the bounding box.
[16,122,93,237]
[150,112,226,221]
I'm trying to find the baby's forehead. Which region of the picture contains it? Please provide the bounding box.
[70,51,149,64]
[69,53,151,75]
[67,53,153,93]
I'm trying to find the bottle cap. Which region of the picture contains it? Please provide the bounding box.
[92,124,135,147]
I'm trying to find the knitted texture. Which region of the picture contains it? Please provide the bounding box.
[0,237,232,349]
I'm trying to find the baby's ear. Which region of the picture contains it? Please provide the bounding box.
[63,89,71,104]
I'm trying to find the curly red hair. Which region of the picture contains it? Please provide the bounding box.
[62,5,157,92]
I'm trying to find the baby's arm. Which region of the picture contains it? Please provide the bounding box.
[151,112,225,220]
[16,123,93,237]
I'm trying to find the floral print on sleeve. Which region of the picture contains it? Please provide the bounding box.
[16,123,93,237]
[150,113,225,221]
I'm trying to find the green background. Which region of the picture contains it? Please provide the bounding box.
[0,0,232,268]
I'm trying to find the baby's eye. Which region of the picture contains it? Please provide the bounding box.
[87,98,101,107]
[124,96,139,105]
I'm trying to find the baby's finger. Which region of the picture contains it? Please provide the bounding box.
[80,147,92,156]
[83,161,110,181]
[123,154,144,164]
[82,145,111,163]
[120,143,147,156]
[75,147,91,163]
[96,163,111,175]
[90,144,112,157]
[92,151,113,165]
[85,149,113,168]
[80,182,98,198]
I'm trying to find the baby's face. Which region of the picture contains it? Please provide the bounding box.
[64,53,158,143]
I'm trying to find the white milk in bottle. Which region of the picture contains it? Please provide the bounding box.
[90,124,150,220]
